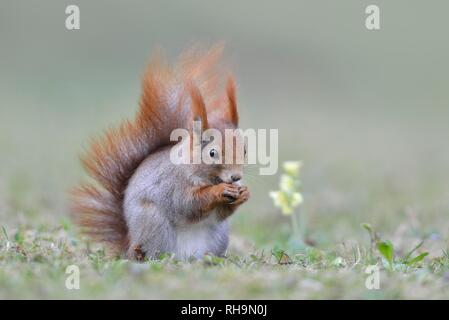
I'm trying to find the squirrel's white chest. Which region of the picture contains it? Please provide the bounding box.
[174,214,219,259]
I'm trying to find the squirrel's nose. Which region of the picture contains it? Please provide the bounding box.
[231,174,241,182]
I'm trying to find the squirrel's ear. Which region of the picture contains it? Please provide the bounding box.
[226,76,239,126]
[187,82,209,131]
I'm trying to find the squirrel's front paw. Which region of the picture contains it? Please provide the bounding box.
[229,185,250,206]
[221,183,241,202]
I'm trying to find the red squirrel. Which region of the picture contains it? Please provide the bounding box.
[70,46,250,260]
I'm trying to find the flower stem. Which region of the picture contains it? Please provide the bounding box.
[291,210,301,240]
[291,207,308,248]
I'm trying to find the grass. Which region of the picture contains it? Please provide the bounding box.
[1,100,449,299]
[2,1,449,299]
[1,218,449,299]
[1,93,449,299]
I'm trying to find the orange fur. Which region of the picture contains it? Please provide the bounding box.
[226,76,239,126]
[69,45,239,254]
[187,81,209,130]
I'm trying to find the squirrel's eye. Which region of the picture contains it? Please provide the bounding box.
[209,149,218,158]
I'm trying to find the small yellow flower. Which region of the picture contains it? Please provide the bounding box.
[278,192,289,208]
[283,161,302,177]
[279,174,295,192]
[280,204,293,215]
[269,191,281,207]
[291,192,303,207]
[270,191,294,215]
[270,161,304,216]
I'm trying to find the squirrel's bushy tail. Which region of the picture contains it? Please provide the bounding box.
[70,45,229,254]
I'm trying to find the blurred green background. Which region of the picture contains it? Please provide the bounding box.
[1,0,449,298]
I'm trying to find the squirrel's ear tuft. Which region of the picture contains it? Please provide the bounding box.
[226,76,239,126]
[187,81,209,131]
